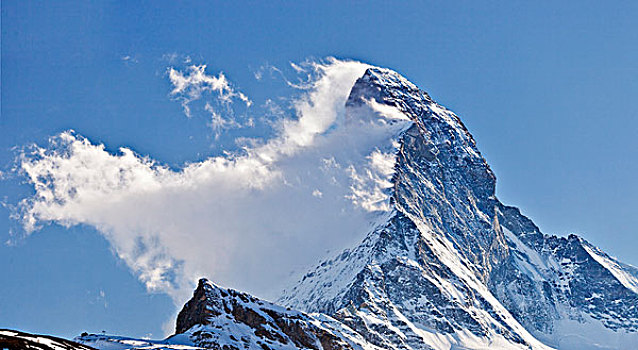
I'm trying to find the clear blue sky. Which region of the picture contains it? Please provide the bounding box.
[1,0,637,340]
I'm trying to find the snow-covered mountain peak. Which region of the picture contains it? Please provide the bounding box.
[278,67,638,350]
[346,67,428,109]
[346,67,492,190]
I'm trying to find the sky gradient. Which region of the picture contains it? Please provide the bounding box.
[1,1,637,340]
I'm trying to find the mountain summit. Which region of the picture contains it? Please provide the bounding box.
[77,67,638,350]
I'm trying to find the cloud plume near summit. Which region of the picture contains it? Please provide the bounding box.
[16,58,412,304]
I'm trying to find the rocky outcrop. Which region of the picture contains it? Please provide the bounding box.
[173,279,373,350]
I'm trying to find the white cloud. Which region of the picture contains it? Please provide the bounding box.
[205,102,242,138]
[348,149,398,212]
[17,58,414,308]
[98,289,108,309]
[252,62,315,90]
[168,64,252,118]
[121,55,139,64]
[162,53,179,65]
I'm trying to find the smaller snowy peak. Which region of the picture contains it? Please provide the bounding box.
[173,278,379,350]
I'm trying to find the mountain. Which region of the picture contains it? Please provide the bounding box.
[278,68,638,349]
[73,66,637,350]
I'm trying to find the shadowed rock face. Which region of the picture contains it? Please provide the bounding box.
[176,278,222,335]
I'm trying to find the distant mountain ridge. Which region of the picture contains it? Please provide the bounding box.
[0,329,96,350]
[71,66,638,350]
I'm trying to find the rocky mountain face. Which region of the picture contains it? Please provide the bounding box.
[76,67,638,350]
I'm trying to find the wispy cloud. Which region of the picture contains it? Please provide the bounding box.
[204,102,241,137]
[15,58,412,307]
[253,62,317,90]
[121,55,139,64]
[168,64,251,118]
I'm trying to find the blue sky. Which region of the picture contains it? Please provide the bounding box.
[1,0,637,340]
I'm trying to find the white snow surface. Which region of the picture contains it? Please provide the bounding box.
[532,312,638,350]
[76,333,204,350]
